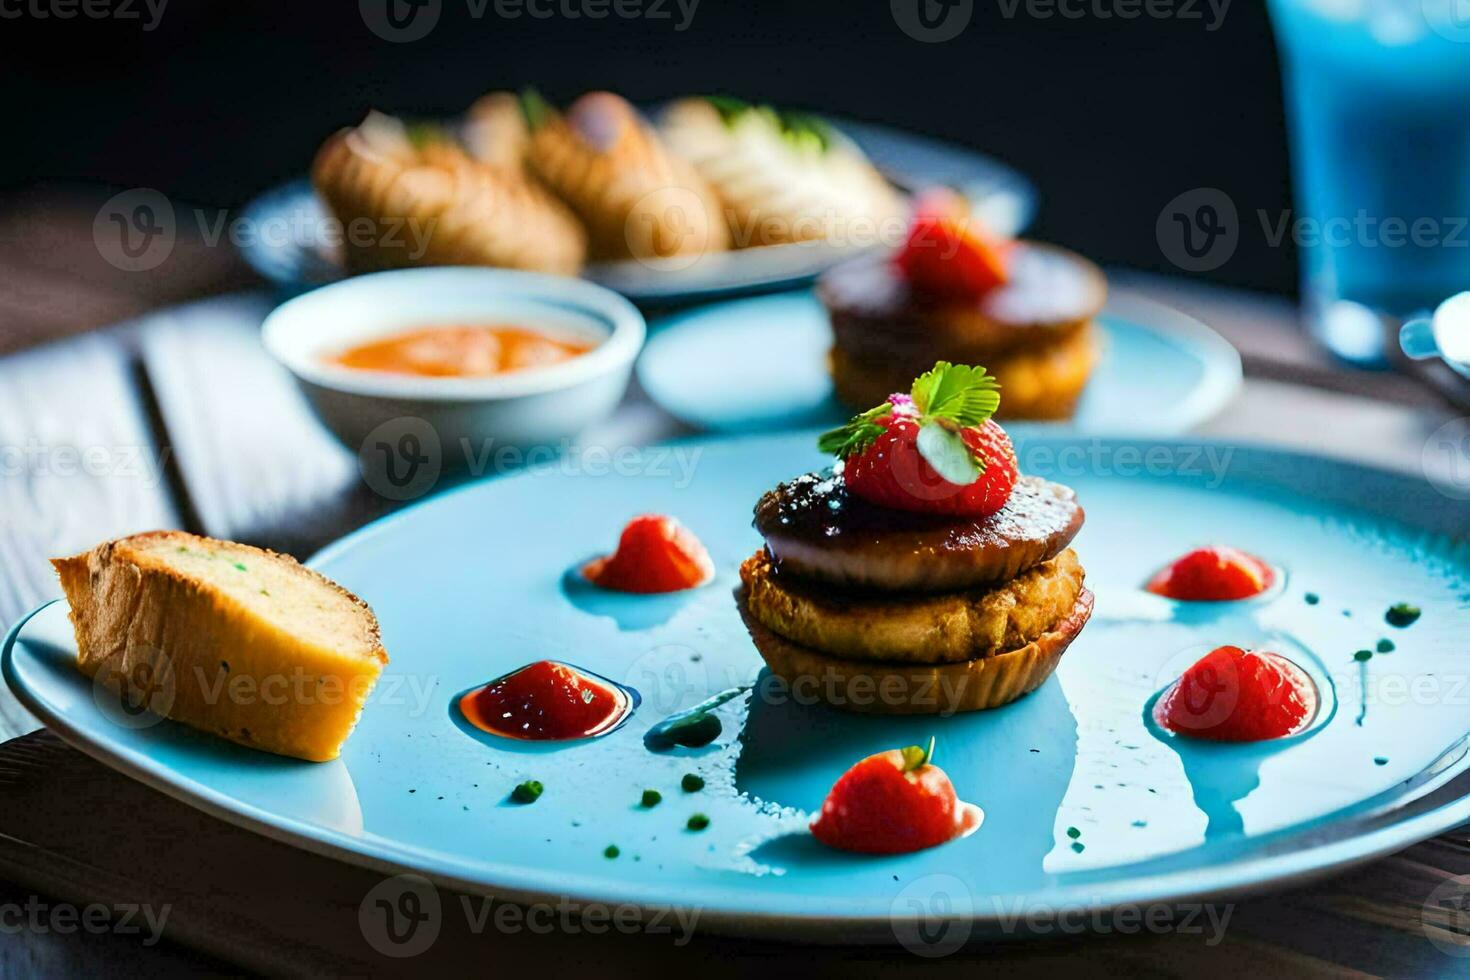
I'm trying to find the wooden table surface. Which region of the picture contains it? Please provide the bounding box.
[2,192,1469,975]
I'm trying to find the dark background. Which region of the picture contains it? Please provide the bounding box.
[0,0,1298,294]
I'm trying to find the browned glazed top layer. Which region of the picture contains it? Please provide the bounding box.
[818,243,1107,360]
[753,471,1085,593]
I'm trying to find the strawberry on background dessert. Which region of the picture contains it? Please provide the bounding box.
[737,362,1094,714]
[811,738,983,855]
[820,189,1105,421]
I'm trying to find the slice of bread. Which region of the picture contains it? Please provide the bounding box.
[52,531,388,762]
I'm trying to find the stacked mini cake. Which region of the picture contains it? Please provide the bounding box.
[819,192,1107,421]
[737,364,1093,714]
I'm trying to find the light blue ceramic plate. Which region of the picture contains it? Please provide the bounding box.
[638,290,1242,435]
[6,434,1470,941]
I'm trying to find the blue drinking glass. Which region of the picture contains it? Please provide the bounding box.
[1267,0,1470,366]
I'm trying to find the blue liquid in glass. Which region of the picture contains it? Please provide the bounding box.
[1268,0,1470,365]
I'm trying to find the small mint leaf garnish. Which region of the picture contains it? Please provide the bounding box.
[910,362,1001,427]
[917,422,983,486]
[404,120,453,149]
[704,95,751,124]
[776,110,833,154]
[818,362,1002,476]
[900,737,935,773]
[519,88,555,130]
[817,403,894,460]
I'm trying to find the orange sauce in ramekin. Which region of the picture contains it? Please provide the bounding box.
[325,325,593,378]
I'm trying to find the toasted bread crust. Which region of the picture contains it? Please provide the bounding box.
[741,547,1084,664]
[52,531,387,762]
[739,586,1093,715]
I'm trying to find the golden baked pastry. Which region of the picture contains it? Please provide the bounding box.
[312,111,586,275]
[53,531,387,762]
[739,587,1093,715]
[524,91,729,262]
[660,97,904,248]
[832,325,1099,421]
[463,90,530,172]
[741,548,1084,664]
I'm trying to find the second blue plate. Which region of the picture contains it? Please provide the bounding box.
[638,290,1242,434]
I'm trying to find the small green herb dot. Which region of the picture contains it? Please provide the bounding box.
[640,789,662,808]
[681,773,705,792]
[900,740,933,772]
[604,845,620,859]
[1374,757,1389,766]
[1376,639,1396,653]
[1066,826,1081,839]
[1304,592,1320,605]
[687,813,710,831]
[510,780,543,804]
[1386,603,1421,628]
[1353,650,1373,662]
[233,562,247,572]
[1070,841,1085,853]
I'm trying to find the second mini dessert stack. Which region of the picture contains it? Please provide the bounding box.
[820,191,1107,420]
[738,363,1093,714]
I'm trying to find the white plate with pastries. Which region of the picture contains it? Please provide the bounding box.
[239,91,1036,304]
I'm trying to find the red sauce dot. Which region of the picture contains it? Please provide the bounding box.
[1155,646,1316,742]
[1146,546,1274,601]
[460,661,632,741]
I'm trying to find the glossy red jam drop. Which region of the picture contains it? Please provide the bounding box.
[460,661,634,741]
[1154,645,1316,742]
[1146,546,1274,601]
[583,514,714,594]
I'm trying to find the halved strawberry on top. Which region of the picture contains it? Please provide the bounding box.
[818,362,1019,517]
